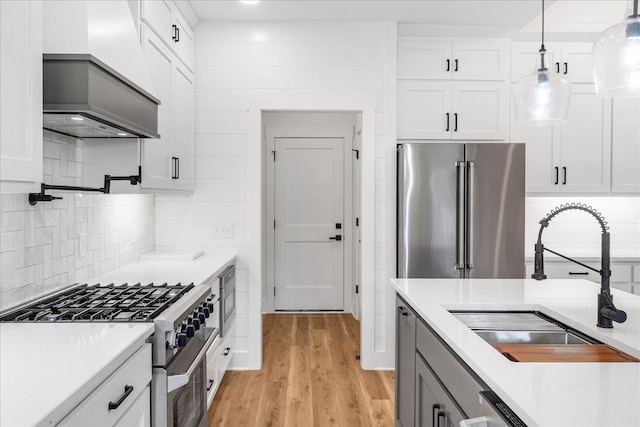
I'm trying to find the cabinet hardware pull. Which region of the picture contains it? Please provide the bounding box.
[555,62,560,73]
[454,59,458,72]
[397,306,409,317]
[108,385,133,411]
[206,379,215,391]
[446,59,450,72]
[176,157,180,179]
[562,167,567,185]
[445,113,450,131]
[554,167,559,185]
[432,403,441,427]
[564,62,568,75]
[437,410,446,427]
[223,347,231,356]
[329,235,342,241]
[175,27,180,43]
[569,272,589,275]
[453,113,458,132]
[172,157,178,180]
[172,24,178,40]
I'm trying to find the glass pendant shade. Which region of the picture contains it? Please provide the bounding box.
[593,10,640,97]
[513,55,571,126]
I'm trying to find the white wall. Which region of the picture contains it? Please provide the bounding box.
[155,21,398,369]
[0,131,155,310]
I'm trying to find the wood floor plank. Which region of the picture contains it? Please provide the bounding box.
[208,313,394,427]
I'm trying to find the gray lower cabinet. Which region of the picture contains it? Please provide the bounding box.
[396,294,488,427]
[396,296,417,427]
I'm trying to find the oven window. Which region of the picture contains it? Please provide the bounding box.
[172,360,206,427]
[224,291,235,319]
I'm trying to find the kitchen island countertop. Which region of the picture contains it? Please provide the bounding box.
[0,323,154,426]
[391,278,640,427]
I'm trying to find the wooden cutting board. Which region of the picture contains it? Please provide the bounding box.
[493,344,640,363]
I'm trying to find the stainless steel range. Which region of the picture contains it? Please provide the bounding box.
[0,282,219,427]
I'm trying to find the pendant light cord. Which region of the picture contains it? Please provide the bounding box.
[634,0,638,17]
[538,0,547,71]
[541,0,545,48]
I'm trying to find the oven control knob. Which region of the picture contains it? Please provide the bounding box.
[202,307,210,317]
[186,325,195,337]
[192,318,201,330]
[207,302,214,312]
[198,312,206,323]
[177,333,187,348]
[181,323,188,333]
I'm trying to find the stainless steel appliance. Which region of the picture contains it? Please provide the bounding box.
[397,143,525,278]
[460,391,527,427]
[0,282,217,427]
[219,265,236,338]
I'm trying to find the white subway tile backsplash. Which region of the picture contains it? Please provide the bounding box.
[0,133,155,309]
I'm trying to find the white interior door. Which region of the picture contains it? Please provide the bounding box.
[274,137,344,311]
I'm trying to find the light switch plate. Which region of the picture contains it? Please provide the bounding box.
[213,224,234,238]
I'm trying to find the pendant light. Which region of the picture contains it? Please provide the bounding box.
[513,0,571,126]
[593,0,640,97]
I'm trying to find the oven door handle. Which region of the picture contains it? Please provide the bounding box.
[166,327,218,393]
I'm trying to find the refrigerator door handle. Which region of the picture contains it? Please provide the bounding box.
[456,161,466,269]
[467,161,475,269]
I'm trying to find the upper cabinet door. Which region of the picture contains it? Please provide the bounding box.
[169,64,195,191]
[398,40,452,80]
[397,80,452,140]
[451,81,509,140]
[0,0,43,193]
[510,42,561,82]
[611,97,640,193]
[452,40,510,81]
[558,43,594,83]
[141,0,173,44]
[559,84,611,193]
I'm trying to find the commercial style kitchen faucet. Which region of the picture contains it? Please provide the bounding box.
[532,203,627,328]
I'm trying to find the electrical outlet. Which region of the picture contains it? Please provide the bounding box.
[212,224,234,238]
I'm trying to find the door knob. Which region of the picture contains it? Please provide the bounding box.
[329,235,342,241]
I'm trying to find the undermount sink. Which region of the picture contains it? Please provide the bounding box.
[450,310,602,346]
[473,330,595,346]
[449,310,639,362]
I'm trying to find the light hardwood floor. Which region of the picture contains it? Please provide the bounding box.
[208,313,395,426]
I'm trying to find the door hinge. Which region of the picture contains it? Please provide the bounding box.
[272,150,276,161]
[355,285,359,294]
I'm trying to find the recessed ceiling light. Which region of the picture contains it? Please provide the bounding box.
[117,132,128,136]
[70,117,84,121]
[240,0,260,4]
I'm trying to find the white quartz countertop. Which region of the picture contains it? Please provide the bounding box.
[0,323,154,426]
[390,278,640,427]
[87,251,237,288]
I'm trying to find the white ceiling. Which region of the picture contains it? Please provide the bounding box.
[186,0,629,36]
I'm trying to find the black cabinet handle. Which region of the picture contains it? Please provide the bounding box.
[555,62,560,73]
[171,157,178,179]
[562,167,567,185]
[554,167,559,185]
[206,379,215,391]
[453,113,458,132]
[563,62,568,75]
[445,113,450,131]
[172,24,178,40]
[397,306,409,317]
[569,271,589,276]
[108,385,133,411]
[176,157,180,179]
[223,347,231,356]
[432,403,441,427]
[446,59,450,72]
[454,59,458,72]
[437,411,446,427]
[176,27,180,43]
[329,235,342,241]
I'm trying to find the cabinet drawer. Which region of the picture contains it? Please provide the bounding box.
[206,337,221,406]
[535,262,632,283]
[60,344,152,426]
[217,324,235,381]
[115,386,150,426]
[416,319,485,418]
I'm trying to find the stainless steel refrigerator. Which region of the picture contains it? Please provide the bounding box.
[397,142,525,279]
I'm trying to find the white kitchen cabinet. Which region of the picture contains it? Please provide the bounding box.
[398,80,508,140]
[512,84,611,193]
[141,0,194,72]
[59,344,152,427]
[611,97,640,193]
[205,338,221,407]
[217,324,235,384]
[141,24,194,191]
[0,0,43,193]
[398,39,509,81]
[511,42,593,83]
